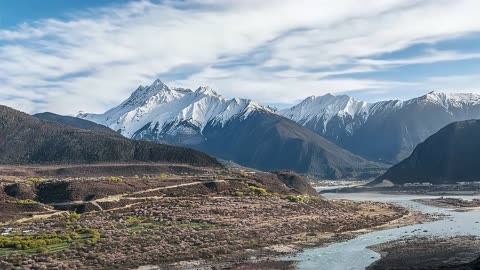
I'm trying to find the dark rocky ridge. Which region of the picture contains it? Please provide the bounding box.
[374,120,480,185]
[0,105,220,166]
[274,170,319,196]
[34,112,119,136]
[198,111,386,179]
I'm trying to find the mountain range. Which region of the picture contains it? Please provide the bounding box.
[76,79,480,179]
[280,91,480,163]
[0,105,219,166]
[374,119,480,185]
[78,80,385,179]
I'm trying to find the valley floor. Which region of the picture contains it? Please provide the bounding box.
[0,164,419,269]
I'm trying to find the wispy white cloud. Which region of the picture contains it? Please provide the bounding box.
[357,49,480,67]
[1,0,480,114]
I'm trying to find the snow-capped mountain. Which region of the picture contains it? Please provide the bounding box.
[280,94,370,128]
[279,94,370,140]
[78,79,385,179]
[79,79,270,144]
[281,91,480,163]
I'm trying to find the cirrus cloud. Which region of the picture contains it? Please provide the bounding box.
[1,0,480,114]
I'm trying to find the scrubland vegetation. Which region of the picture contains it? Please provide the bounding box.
[0,165,412,269]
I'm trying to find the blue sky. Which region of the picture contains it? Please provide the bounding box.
[1,0,480,114]
[0,0,128,28]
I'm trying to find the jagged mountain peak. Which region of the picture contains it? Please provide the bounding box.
[282,90,480,163]
[280,93,369,125]
[408,91,480,108]
[76,79,386,179]
[195,86,220,97]
[79,79,272,139]
[417,90,479,100]
[282,91,480,129]
[294,93,368,113]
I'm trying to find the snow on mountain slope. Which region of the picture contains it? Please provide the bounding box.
[78,79,271,142]
[281,91,480,163]
[405,91,480,108]
[77,79,386,179]
[279,94,370,132]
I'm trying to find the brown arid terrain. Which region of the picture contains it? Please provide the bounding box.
[0,164,424,269]
[368,236,480,270]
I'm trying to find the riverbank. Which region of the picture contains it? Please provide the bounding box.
[414,197,480,210]
[278,191,480,270]
[192,202,432,270]
[367,236,480,269]
[322,183,480,196]
[144,198,424,270]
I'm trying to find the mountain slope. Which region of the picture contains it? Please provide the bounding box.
[79,79,383,179]
[199,111,385,179]
[0,105,220,166]
[280,92,480,163]
[373,120,480,185]
[34,112,119,136]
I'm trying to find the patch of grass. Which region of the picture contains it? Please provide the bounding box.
[69,211,81,220]
[106,176,123,182]
[40,242,72,253]
[247,185,269,196]
[124,216,143,224]
[25,177,45,183]
[0,228,98,255]
[129,225,146,233]
[127,220,161,233]
[283,194,309,203]
[233,190,244,197]
[16,199,39,205]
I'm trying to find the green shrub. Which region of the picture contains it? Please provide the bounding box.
[284,194,307,203]
[0,228,100,254]
[70,232,80,240]
[106,176,123,182]
[247,185,269,196]
[37,247,49,253]
[124,216,142,224]
[233,191,244,197]
[16,199,39,205]
[25,177,44,183]
[84,228,100,243]
[69,211,81,220]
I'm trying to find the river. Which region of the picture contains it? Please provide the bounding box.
[284,191,480,270]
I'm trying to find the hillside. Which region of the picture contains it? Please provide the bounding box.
[34,112,119,136]
[0,105,220,166]
[374,120,480,185]
[199,111,386,179]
